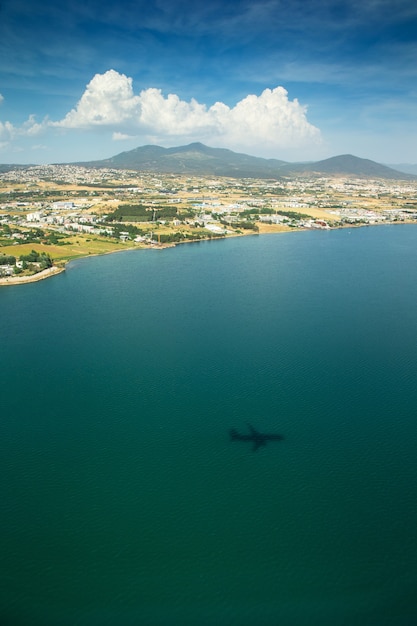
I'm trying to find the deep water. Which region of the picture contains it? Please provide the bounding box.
[1,226,417,625]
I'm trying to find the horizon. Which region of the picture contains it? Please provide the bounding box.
[1,0,416,165]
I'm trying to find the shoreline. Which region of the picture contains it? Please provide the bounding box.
[0,239,180,287]
[0,221,414,287]
[0,265,65,286]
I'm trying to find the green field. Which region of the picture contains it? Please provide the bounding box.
[0,235,141,267]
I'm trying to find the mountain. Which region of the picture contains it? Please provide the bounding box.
[72,144,414,180]
[73,142,288,178]
[0,163,34,173]
[1,144,414,180]
[279,154,414,180]
[387,163,417,176]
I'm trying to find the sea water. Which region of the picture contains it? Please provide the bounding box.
[1,226,417,625]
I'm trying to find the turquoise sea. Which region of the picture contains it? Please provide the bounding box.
[1,225,417,625]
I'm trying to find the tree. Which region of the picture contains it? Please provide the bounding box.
[20,250,40,263]
[0,255,16,265]
[39,253,53,269]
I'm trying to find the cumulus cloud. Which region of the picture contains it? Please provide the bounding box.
[55,70,141,129]
[22,115,46,136]
[0,115,46,146]
[0,120,15,142]
[1,70,321,159]
[53,69,321,154]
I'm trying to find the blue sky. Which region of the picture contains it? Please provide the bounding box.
[1,0,416,164]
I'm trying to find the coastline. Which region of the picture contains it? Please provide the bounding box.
[0,265,65,286]
[0,221,413,287]
[0,233,238,287]
[0,239,177,287]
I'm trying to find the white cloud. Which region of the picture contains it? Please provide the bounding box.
[53,69,321,154]
[0,120,15,142]
[55,70,141,129]
[0,94,4,105]
[0,115,46,144]
[23,115,46,136]
[112,131,136,141]
[0,70,321,160]
[216,88,321,152]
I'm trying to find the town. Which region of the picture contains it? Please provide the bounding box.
[1,164,417,281]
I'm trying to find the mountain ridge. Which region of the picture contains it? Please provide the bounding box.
[71,144,416,180]
[1,143,415,180]
[387,163,417,176]
[72,142,289,178]
[278,154,413,179]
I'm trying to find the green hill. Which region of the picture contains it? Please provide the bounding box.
[74,142,289,178]
[279,154,412,180]
[73,144,414,180]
